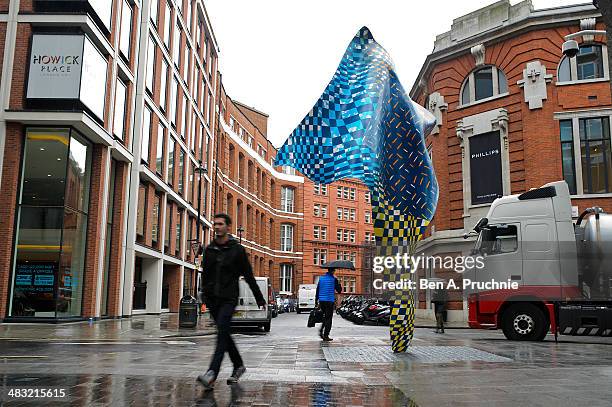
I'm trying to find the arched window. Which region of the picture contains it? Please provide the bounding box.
[558,43,607,82]
[460,66,508,106]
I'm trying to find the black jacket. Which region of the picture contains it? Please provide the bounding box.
[201,236,265,304]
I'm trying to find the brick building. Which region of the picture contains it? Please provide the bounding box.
[0,0,225,321]
[214,90,305,297]
[410,0,611,322]
[302,178,374,295]
[0,0,376,323]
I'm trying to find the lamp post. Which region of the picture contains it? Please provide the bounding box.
[191,160,207,265]
[237,225,244,244]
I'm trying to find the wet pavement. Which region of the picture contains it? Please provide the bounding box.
[0,312,611,406]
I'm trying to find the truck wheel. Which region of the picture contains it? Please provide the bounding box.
[296,308,301,314]
[263,321,271,332]
[502,303,548,341]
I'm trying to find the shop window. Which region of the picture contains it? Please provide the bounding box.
[10,129,91,318]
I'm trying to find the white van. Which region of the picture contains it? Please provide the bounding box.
[297,284,317,314]
[231,276,271,332]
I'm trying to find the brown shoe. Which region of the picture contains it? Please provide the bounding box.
[322,336,333,341]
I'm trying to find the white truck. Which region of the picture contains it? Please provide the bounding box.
[466,180,612,340]
[231,276,271,332]
[297,284,317,314]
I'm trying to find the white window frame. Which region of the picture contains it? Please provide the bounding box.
[280,264,293,293]
[459,65,509,108]
[281,186,295,212]
[557,43,609,85]
[280,224,294,252]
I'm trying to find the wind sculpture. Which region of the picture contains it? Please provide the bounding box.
[274,27,438,352]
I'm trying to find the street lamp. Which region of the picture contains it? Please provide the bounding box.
[237,225,244,244]
[190,160,208,263]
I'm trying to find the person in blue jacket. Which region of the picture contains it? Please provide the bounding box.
[315,268,343,341]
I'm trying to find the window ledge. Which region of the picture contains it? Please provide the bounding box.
[458,92,509,110]
[571,193,612,199]
[556,77,610,86]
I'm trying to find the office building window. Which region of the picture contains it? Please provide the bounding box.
[146,36,155,94]
[119,0,133,60]
[141,107,152,163]
[461,65,508,105]
[173,22,181,67]
[113,79,127,140]
[560,116,612,195]
[163,4,172,49]
[156,124,165,175]
[168,137,175,185]
[150,0,159,26]
[280,264,293,293]
[152,194,161,245]
[559,44,607,82]
[281,186,295,212]
[178,150,184,195]
[160,59,168,111]
[137,183,146,237]
[314,249,327,266]
[170,76,178,126]
[176,210,182,256]
[280,224,293,252]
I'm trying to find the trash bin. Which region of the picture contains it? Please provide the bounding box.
[179,295,198,328]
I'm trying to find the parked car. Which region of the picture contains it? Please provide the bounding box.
[276,296,284,314]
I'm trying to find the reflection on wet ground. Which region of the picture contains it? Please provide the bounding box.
[1,314,612,406]
[1,374,415,406]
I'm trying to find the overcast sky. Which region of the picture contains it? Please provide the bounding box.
[205,0,585,148]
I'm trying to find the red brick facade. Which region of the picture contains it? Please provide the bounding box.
[410,3,611,319]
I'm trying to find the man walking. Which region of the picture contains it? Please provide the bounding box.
[315,268,342,341]
[431,284,449,334]
[197,213,266,390]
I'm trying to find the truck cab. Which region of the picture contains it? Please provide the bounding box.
[468,181,612,340]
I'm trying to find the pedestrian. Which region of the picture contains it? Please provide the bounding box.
[431,284,449,334]
[315,267,342,341]
[197,213,266,391]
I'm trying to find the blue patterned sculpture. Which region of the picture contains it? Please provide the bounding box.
[275,27,438,352]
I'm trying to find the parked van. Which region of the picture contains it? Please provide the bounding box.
[297,284,317,314]
[232,277,271,332]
